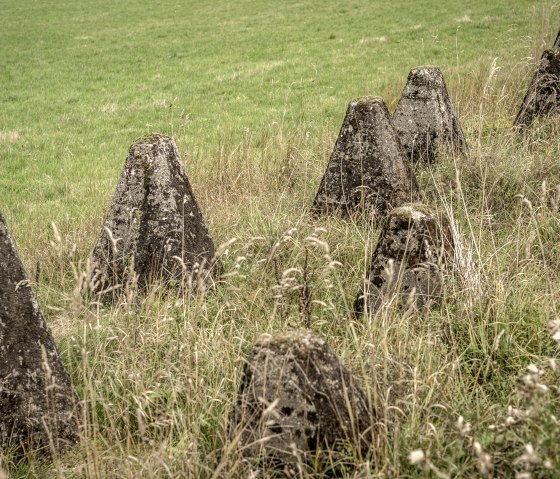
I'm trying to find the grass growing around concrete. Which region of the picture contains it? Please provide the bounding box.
[2,0,560,477]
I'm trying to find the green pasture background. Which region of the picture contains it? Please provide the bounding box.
[0,0,553,253]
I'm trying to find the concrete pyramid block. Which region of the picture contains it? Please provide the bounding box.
[90,134,220,297]
[514,48,560,129]
[0,213,80,455]
[355,203,455,315]
[230,330,372,474]
[313,96,420,220]
[392,66,467,163]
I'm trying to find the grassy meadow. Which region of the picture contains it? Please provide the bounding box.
[2,0,560,477]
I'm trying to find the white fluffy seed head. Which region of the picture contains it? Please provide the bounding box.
[408,449,426,465]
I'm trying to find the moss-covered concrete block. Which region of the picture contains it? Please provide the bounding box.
[0,212,80,456]
[313,96,420,220]
[89,134,220,298]
[230,330,373,474]
[356,203,455,314]
[392,66,467,164]
[514,48,560,129]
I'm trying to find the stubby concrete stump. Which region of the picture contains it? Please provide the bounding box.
[514,48,560,129]
[392,66,467,163]
[0,213,80,455]
[231,330,372,475]
[89,134,220,297]
[355,203,455,315]
[313,96,420,220]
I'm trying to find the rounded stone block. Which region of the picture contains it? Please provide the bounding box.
[355,203,455,314]
[230,330,373,474]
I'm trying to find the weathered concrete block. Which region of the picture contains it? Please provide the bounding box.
[355,203,455,315]
[392,66,467,163]
[231,330,372,474]
[89,134,220,297]
[514,48,560,129]
[0,213,80,455]
[313,96,420,220]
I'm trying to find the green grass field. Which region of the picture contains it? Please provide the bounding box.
[1,0,554,246]
[2,0,560,477]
